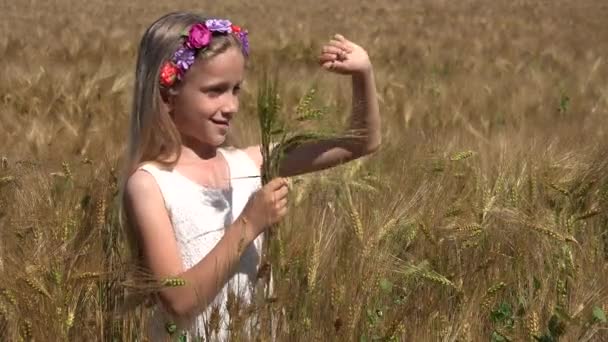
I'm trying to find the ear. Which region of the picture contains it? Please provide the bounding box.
[160,87,175,104]
[159,87,178,113]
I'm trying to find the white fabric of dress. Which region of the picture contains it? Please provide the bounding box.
[138,147,264,341]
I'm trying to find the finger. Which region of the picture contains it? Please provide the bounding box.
[276,197,288,209]
[319,52,338,62]
[321,61,334,70]
[334,34,355,49]
[334,34,348,43]
[322,46,344,55]
[327,59,345,68]
[319,57,337,67]
[276,186,289,199]
[267,177,287,190]
[328,40,352,53]
[273,187,288,202]
[277,207,288,218]
[276,180,290,196]
[323,61,348,74]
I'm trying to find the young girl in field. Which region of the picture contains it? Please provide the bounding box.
[122,11,380,341]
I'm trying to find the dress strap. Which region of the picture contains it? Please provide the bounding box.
[218,147,262,226]
[219,147,260,179]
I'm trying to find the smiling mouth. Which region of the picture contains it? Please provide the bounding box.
[210,119,229,126]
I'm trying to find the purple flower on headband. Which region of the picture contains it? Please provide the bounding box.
[238,31,249,55]
[187,23,211,49]
[173,48,196,71]
[205,19,232,33]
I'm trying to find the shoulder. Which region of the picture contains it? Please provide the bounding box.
[122,168,174,239]
[223,145,263,170]
[123,168,164,207]
[125,161,174,194]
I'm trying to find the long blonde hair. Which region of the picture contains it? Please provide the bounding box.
[120,12,245,258]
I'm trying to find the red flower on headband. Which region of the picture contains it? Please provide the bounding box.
[231,24,241,33]
[160,62,179,87]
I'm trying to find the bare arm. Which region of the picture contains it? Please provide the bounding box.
[278,67,380,177]
[244,35,380,176]
[123,170,288,320]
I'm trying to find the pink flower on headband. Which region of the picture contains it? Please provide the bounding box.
[187,23,211,49]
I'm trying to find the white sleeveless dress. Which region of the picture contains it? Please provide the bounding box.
[138,147,264,341]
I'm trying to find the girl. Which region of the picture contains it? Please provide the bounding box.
[122,11,380,341]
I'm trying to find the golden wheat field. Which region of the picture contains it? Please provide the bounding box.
[1,0,608,340]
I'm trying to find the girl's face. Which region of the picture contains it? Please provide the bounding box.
[168,46,245,148]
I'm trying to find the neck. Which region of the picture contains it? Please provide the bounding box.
[180,135,218,160]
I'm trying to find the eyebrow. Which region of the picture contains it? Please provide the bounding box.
[200,80,242,89]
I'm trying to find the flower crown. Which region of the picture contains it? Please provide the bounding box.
[159,19,249,87]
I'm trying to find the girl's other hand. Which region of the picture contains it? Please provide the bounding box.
[318,34,372,75]
[240,177,289,237]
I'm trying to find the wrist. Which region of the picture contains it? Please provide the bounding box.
[235,215,262,243]
[352,65,373,78]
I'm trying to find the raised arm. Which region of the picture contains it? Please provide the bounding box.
[276,34,381,177]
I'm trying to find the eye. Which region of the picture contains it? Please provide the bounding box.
[233,85,241,95]
[204,87,224,97]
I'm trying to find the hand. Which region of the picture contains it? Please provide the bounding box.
[239,177,289,237]
[318,34,372,75]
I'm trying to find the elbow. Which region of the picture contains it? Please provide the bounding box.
[158,281,216,320]
[169,300,192,319]
[359,124,381,155]
[362,135,381,155]
[159,291,196,321]
[367,139,381,154]
[351,138,380,158]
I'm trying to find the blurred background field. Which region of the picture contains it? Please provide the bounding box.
[1,0,607,340]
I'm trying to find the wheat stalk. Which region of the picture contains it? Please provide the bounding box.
[1,289,17,308]
[450,150,475,161]
[255,76,347,294]
[394,260,455,288]
[255,75,347,338]
[307,233,321,292]
[76,271,101,281]
[343,185,364,244]
[22,277,51,299]
[525,310,540,340]
[62,161,72,181]
[418,222,437,245]
[403,223,418,249]
[526,223,578,244]
[0,176,15,187]
[20,320,32,340]
[481,282,506,311]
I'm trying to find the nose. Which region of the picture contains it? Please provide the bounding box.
[221,93,239,118]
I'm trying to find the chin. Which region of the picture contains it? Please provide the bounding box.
[210,135,227,147]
